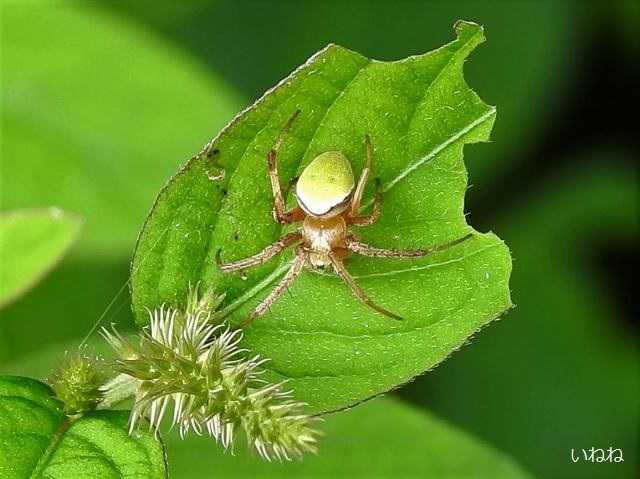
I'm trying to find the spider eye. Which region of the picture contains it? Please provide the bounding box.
[296,151,354,216]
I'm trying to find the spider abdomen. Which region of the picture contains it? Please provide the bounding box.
[296,151,354,217]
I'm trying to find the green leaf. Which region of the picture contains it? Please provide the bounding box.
[0,209,82,309]
[0,375,166,479]
[167,396,533,478]
[131,21,512,414]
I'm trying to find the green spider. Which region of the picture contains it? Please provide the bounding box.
[217,110,472,325]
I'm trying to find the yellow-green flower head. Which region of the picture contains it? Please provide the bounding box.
[296,151,355,216]
[49,352,104,417]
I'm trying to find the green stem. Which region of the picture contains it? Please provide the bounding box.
[29,418,71,478]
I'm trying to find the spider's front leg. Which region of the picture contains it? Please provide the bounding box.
[350,134,373,216]
[267,109,305,225]
[349,178,383,226]
[346,233,474,258]
[348,135,382,226]
[216,232,301,273]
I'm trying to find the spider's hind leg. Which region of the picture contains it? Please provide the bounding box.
[329,254,402,321]
[240,247,307,327]
[346,233,473,258]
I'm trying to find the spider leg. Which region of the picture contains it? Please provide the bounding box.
[346,233,473,258]
[216,232,301,273]
[349,177,383,226]
[329,254,402,321]
[350,134,373,216]
[267,109,304,224]
[241,247,307,327]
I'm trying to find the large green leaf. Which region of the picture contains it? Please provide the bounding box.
[0,375,166,479]
[132,21,512,414]
[0,209,82,309]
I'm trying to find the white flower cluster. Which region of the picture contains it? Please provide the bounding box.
[102,293,318,461]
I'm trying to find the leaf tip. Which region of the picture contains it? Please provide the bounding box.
[318,42,358,59]
[453,20,486,44]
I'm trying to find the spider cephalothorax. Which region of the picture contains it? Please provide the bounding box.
[216,110,472,325]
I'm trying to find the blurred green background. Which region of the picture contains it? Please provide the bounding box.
[1,1,637,478]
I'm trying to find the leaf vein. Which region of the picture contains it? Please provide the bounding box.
[374,107,496,203]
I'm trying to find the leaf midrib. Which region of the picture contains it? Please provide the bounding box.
[373,26,487,202]
[378,107,496,202]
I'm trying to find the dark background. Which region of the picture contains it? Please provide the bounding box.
[2,1,638,478]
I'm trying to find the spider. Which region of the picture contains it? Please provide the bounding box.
[216,110,472,325]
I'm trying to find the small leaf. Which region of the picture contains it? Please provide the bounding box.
[167,396,534,478]
[0,375,166,479]
[0,209,82,309]
[131,21,512,413]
